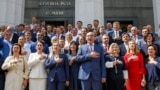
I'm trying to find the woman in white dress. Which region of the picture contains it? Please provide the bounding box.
[28,40,47,90]
[1,43,29,90]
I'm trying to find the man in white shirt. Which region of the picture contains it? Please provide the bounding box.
[77,21,83,34]
[24,31,34,50]
[130,26,142,43]
[71,27,79,41]
[18,36,31,60]
[30,16,37,30]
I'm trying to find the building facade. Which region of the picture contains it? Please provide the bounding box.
[0,0,160,32]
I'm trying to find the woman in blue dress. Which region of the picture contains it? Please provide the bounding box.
[145,44,160,90]
[67,41,81,90]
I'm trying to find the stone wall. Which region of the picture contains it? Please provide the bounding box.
[104,0,154,29]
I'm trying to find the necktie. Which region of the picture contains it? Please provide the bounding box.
[104,45,108,52]
[133,35,136,41]
[116,31,118,37]
[57,35,59,39]
[89,45,92,52]
[114,57,118,73]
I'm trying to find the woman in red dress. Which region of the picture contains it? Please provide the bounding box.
[124,40,146,90]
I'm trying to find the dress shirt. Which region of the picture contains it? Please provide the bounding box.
[24,41,34,49]
[114,30,119,37]
[87,43,95,52]
[102,43,109,52]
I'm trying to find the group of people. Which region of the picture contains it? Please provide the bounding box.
[0,17,160,90]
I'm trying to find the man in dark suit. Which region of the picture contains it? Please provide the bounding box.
[6,26,19,44]
[59,38,68,54]
[95,26,106,44]
[76,32,106,90]
[30,31,49,54]
[53,27,65,40]
[119,32,130,56]
[101,34,110,55]
[108,22,123,45]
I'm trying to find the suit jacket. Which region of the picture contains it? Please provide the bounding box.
[129,34,142,43]
[45,54,69,82]
[28,53,47,78]
[0,35,11,75]
[95,35,102,44]
[145,56,160,83]
[11,33,19,44]
[104,55,126,79]
[119,43,127,56]
[137,38,146,49]
[53,34,65,40]
[101,44,109,55]
[43,35,51,46]
[76,44,106,80]
[30,42,49,54]
[108,31,123,45]
[0,35,10,64]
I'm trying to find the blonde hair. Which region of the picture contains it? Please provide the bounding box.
[126,40,140,54]
[49,42,61,58]
[108,43,120,55]
[66,32,73,40]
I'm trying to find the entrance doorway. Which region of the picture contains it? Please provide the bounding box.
[46,21,68,28]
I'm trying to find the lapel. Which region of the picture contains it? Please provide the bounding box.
[122,43,127,51]
[94,44,98,52]
[86,44,90,53]
[59,54,62,59]
[112,32,115,38]
[57,54,63,65]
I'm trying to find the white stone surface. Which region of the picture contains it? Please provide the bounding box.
[0,0,25,26]
[153,0,160,33]
[75,0,104,27]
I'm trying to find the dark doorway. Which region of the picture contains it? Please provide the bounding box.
[46,21,67,28]
[106,21,133,32]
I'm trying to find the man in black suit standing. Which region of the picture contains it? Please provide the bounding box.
[119,32,130,56]
[108,22,123,45]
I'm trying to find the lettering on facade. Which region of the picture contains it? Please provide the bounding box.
[39,1,71,6]
[45,11,64,16]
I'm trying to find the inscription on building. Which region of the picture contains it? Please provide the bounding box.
[39,1,73,16]
[45,11,64,16]
[39,1,72,6]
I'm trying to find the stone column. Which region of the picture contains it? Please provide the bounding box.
[153,0,160,33]
[75,0,104,27]
[0,0,25,26]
